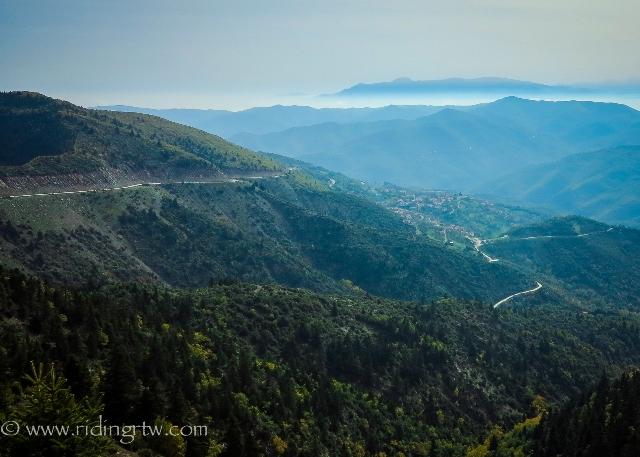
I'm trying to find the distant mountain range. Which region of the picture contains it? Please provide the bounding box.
[479,146,640,226]
[97,104,443,138]
[99,95,640,226]
[233,97,640,193]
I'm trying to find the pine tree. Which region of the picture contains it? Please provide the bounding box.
[6,362,110,456]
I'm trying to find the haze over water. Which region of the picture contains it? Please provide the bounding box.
[83,90,640,112]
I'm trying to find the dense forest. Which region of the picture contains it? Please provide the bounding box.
[485,216,640,308]
[468,369,640,457]
[534,369,640,457]
[3,93,640,456]
[1,267,640,456]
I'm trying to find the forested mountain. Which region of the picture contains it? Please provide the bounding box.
[534,369,640,457]
[0,92,534,304]
[258,156,640,311]
[482,216,640,308]
[3,93,640,456]
[4,95,637,313]
[469,369,640,457]
[0,92,278,196]
[478,146,640,226]
[232,98,640,191]
[4,100,637,311]
[98,104,443,138]
[2,267,640,456]
[0,169,532,304]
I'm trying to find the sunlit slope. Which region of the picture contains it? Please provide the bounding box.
[0,91,279,195]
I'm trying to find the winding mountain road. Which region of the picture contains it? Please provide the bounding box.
[480,227,614,308]
[4,174,612,312]
[468,236,500,262]
[493,281,543,308]
[2,174,284,199]
[482,227,614,245]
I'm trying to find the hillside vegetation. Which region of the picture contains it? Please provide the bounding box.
[469,369,640,457]
[484,217,640,308]
[478,146,640,226]
[534,369,640,457]
[3,268,640,456]
[0,172,532,304]
[0,92,277,195]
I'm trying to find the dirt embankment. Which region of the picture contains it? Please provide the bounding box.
[0,167,284,197]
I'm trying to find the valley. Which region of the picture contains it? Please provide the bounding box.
[1,92,640,457]
[231,98,640,198]
[3,2,640,455]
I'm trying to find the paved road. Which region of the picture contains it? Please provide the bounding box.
[3,175,279,199]
[471,227,615,264]
[468,236,499,262]
[493,281,543,308]
[483,227,614,244]
[479,228,614,308]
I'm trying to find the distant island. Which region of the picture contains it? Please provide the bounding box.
[324,76,640,99]
[327,77,589,98]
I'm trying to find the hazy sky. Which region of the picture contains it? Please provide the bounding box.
[1,0,639,108]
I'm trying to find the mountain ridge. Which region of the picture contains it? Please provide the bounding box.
[232,97,640,197]
[0,91,279,195]
[0,93,538,304]
[478,145,640,226]
[96,103,444,137]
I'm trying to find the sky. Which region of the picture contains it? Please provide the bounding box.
[1,0,639,109]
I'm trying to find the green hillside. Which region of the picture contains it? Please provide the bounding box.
[0,172,532,304]
[0,92,278,195]
[483,216,640,308]
[469,369,640,457]
[2,268,640,456]
[478,146,640,226]
[505,216,609,238]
